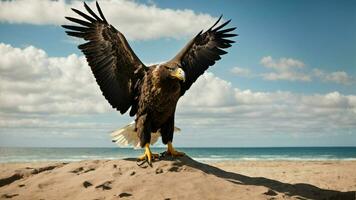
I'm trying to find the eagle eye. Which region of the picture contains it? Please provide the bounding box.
[165,66,174,71]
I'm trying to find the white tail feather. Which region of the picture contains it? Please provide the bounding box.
[111,121,181,148]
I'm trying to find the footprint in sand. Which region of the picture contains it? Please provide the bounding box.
[95,181,112,190]
[155,168,164,174]
[83,181,93,188]
[117,192,132,198]
[1,193,19,199]
[83,168,95,173]
[70,166,96,175]
[70,167,84,174]
[264,189,278,196]
[38,181,53,189]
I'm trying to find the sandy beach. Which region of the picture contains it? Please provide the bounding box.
[0,156,355,200]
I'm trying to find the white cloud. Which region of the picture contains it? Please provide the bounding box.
[178,73,356,135]
[261,71,311,81]
[257,57,354,84]
[0,43,110,115]
[178,73,236,107]
[230,67,250,76]
[313,68,353,85]
[0,43,355,145]
[260,56,305,70]
[260,56,310,81]
[325,71,351,84]
[0,0,217,40]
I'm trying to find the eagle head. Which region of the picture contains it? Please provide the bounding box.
[155,64,185,82]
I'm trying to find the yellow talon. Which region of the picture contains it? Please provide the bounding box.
[137,144,159,165]
[167,142,185,157]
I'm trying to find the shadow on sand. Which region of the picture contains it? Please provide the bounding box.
[124,156,356,200]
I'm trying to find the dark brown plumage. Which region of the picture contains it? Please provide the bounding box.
[63,2,236,156]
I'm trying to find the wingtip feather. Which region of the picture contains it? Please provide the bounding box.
[213,19,231,31]
[84,1,101,21]
[71,7,96,22]
[96,1,108,23]
[209,15,223,31]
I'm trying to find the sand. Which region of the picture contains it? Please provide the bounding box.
[0,156,355,200]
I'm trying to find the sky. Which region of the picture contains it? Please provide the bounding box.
[0,0,355,147]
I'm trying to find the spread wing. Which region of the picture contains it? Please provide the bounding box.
[171,16,237,96]
[62,2,146,115]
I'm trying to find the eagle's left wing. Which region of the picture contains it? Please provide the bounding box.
[62,2,147,116]
[170,16,237,96]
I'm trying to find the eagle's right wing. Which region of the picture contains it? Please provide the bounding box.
[170,16,237,96]
[62,2,146,116]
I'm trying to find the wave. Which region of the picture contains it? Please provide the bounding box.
[193,156,356,162]
[2,147,356,163]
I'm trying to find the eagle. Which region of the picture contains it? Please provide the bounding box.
[63,2,237,165]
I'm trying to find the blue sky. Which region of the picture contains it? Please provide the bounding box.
[0,0,355,147]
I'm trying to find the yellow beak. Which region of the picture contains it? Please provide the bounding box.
[171,68,185,82]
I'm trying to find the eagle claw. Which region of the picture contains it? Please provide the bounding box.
[166,142,185,157]
[137,144,159,167]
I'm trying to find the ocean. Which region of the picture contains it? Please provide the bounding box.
[1,147,356,163]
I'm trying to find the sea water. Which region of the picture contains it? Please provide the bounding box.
[1,147,356,163]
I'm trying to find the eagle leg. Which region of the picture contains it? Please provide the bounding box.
[166,142,185,157]
[137,143,159,166]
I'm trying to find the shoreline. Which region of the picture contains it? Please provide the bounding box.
[2,146,356,164]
